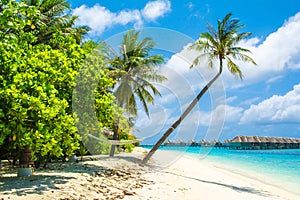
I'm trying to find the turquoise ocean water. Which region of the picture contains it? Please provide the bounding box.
[142,145,300,196]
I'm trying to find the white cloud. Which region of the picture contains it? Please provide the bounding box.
[226,96,237,103]
[161,43,224,93]
[222,12,300,86]
[240,83,300,124]
[224,105,244,122]
[180,104,243,127]
[73,5,142,35]
[115,10,142,26]
[73,1,171,35]
[142,0,171,21]
[211,105,243,124]
[266,75,284,84]
[239,97,260,106]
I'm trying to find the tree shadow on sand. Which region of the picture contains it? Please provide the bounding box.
[0,174,74,196]
[163,171,272,197]
[0,154,152,197]
[0,160,118,197]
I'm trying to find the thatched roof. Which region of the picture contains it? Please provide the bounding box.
[229,136,300,144]
[223,139,230,143]
[199,139,208,144]
[231,136,242,143]
[188,139,196,144]
[269,137,280,143]
[176,139,185,144]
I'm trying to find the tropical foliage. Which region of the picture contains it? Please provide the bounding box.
[21,0,89,45]
[189,13,256,77]
[108,30,166,116]
[0,0,135,168]
[107,30,166,156]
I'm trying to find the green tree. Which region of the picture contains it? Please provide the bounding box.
[0,0,40,39]
[72,42,133,156]
[107,30,166,156]
[0,35,82,166]
[21,0,89,44]
[0,1,119,167]
[142,13,257,165]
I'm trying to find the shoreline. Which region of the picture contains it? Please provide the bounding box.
[135,148,300,200]
[144,146,300,197]
[203,156,300,197]
[0,147,299,200]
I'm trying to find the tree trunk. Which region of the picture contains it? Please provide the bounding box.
[109,119,119,157]
[141,66,222,165]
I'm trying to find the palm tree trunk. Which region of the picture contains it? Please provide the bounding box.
[109,132,118,157]
[109,119,120,157]
[141,65,223,165]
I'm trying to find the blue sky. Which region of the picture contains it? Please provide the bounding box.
[69,0,300,144]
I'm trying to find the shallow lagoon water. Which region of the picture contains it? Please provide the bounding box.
[142,145,300,195]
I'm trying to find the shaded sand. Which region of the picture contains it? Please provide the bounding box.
[0,148,299,200]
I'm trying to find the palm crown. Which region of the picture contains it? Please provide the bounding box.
[190,13,257,78]
[108,30,166,116]
[22,0,89,44]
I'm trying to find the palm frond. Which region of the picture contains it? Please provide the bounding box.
[226,57,243,78]
[108,30,166,117]
[135,88,150,116]
[190,13,257,79]
[189,52,211,68]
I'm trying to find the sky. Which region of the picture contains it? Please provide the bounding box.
[69,0,300,144]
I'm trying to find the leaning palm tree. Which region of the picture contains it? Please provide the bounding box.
[141,13,257,165]
[107,30,166,156]
[22,0,89,44]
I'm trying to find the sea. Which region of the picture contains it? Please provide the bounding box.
[141,145,300,196]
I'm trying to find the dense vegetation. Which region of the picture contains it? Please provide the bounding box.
[0,0,149,168]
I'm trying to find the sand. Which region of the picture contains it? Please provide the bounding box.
[0,147,299,200]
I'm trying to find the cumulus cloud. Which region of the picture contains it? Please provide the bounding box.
[142,0,171,21]
[222,12,300,86]
[240,83,300,124]
[73,0,171,35]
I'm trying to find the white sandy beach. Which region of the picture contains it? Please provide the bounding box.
[0,147,299,200]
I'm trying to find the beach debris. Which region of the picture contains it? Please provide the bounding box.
[0,154,155,200]
[34,159,155,200]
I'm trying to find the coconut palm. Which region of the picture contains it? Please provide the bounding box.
[141,13,257,165]
[21,0,89,44]
[108,30,166,156]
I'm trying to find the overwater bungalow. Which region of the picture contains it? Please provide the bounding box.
[199,140,209,147]
[188,140,198,146]
[226,136,300,150]
[176,139,186,146]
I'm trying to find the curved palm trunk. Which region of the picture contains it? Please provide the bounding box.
[141,63,223,165]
